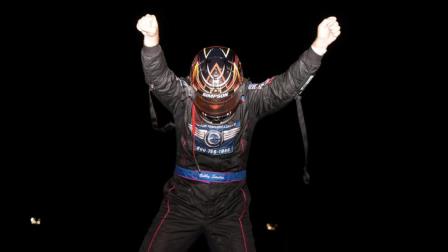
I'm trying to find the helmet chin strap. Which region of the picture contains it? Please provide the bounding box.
[200,111,235,125]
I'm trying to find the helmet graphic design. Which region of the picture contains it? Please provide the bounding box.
[190,46,243,123]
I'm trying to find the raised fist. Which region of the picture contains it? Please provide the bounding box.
[137,14,158,37]
[137,14,159,47]
[316,16,341,46]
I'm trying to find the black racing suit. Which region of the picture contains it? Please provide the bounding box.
[138,45,322,252]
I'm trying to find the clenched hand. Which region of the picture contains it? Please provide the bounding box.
[311,16,341,55]
[137,14,159,47]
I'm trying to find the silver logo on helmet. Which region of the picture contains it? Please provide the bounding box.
[202,92,229,99]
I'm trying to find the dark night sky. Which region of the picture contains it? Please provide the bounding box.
[6,1,435,251]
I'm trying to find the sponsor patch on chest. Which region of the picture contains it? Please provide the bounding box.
[189,121,241,156]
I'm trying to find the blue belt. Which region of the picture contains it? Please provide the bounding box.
[175,165,246,183]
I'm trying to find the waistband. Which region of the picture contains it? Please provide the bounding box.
[174,165,246,183]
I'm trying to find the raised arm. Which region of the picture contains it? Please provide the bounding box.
[247,16,341,118]
[137,14,190,114]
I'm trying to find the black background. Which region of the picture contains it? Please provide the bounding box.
[6,1,438,251]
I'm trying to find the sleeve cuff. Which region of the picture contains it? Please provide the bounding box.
[142,44,162,57]
[306,47,323,65]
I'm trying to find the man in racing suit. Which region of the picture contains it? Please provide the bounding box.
[136,13,340,252]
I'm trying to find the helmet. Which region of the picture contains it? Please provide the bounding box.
[190,46,243,124]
